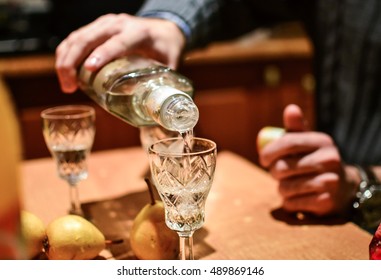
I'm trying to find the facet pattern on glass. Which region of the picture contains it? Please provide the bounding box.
[150,139,216,233]
[42,110,95,186]
[52,146,90,185]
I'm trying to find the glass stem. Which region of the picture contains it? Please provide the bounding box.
[69,183,83,216]
[178,231,194,260]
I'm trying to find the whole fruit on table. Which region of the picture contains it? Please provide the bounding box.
[130,178,179,260]
[20,210,46,259]
[44,215,106,260]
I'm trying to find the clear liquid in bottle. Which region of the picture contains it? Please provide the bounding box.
[78,55,198,133]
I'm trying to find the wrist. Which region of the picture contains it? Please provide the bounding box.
[344,165,362,202]
[138,11,190,44]
[352,165,381,232]
[345,164,362,187]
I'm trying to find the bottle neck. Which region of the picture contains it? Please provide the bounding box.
[146,86,199,132]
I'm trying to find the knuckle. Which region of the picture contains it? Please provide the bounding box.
[55,44,63,57]
[97,13,117,22]
[67,30,81,42]
[319,133,334,146]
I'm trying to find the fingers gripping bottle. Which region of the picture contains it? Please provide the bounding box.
[78,55,199,134]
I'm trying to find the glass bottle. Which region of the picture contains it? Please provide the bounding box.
[78,55,199,133]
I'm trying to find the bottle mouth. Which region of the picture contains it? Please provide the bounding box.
[161,96,199,132]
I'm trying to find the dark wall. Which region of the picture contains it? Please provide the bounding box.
[0,0,145,56]
[50,0,145,40]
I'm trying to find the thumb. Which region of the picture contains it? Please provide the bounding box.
[283,104,308,132]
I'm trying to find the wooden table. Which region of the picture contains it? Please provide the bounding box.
[20,147,372,260]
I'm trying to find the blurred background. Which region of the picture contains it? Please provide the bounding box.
[0,0,145,55]
[0,0,315,165]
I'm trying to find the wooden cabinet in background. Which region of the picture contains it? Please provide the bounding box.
[180,36,315,164]
[0,35,314,164]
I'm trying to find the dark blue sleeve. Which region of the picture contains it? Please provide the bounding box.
[136,0,225,49]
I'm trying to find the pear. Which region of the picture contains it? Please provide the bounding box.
[20,210,46,259]
[45,215,105,260]
[130,178,179,260]
[257,126,285,150]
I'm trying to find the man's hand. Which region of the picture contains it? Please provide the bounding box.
[55,13,186,93]
[258,104,358,216]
